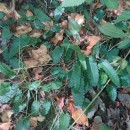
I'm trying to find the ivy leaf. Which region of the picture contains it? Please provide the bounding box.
[98,23,126,38]
[115,11,130,23]
[14,118,30,130]
[0,63,16,78]
[98,60,120,87]
[41,100,51,115]
[29,81,40,91]
[106,85,117,101]
[31,100,40,116]
[99,124,113,130]
[62,0,85,7]
[117,38,130,49]
[59,113,70,130]
[86,57,99,86]
[51,46,64,64]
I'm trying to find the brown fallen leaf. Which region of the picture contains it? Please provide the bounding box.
[0,3,10,14]
[0,122,11,130]
[26,10,33,17]
[0,49,3,54]
[43,21,53,31]
[24,44,51,67]
[70,13,85,26]
[71,109,89,126]
[56,97,65,110]
[60,20,68,29]
[83,35,101,55]
[30,29,42,38]
[15,25,32,36]
[1,110,13,122]
[30,117,38,127]
[33,67,43,80]
[51,30,64,45]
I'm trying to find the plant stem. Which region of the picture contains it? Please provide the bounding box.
[67,79,110,130]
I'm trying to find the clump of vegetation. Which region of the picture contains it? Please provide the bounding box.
[0,0,130,129]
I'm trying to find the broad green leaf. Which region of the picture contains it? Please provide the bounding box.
[13,103,26,114]
[29,81,40,90]
[59,113,70,130]
[99,124,113,130]
[86,0,93,4]
[34,8,50,22]
[54,6,64,21]
[42,81,62,92]
[2,27,11,40]
[62,0,85,7]
[69,65,81,91]
[31,100,40,116]
[115,11,130,23]
[98,60,120,87]
[0,83,19,103]
[100,0,118,9]
[86,57,99,86]
[9,35,30,58]
[51,46,64,64]
[41,100,51,115]
[0,63,16,78]
[118,38,130,49]
[14,118,30,130]
[69,18,80,31]
[78,52,87,70]
[98,23,126,38]
[106,85,117,101]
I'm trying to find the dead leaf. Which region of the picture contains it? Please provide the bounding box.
[33,67,43,80]
[60,20,68,29]
[1,104,10,111]
[0,49,3,54]
[0,122,11,130]
[15,25,32,36]
[51,30,64,45]
[1,110,13,122]
[70,13,85,26]
[71,109,89,126]
[0,3,9,14]
[56,97,65,110]
[30,29,42,38]
[24,44,51,67]
[83,35,101,55]
[30,117,38,127]
[26,10,33,17]
[43,21,53,31]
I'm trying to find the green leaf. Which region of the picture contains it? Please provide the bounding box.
[41,100,51,115]
[14,118,30,130]
[9,35,30,58]
[62,0,85,7]
[100,0,118,9]
[42,81,62,92]
[69,65,81,91]
[106,85,117,101]
[51,46,64,64]
[34,8,50,22]
[54,6,64,21]
[98,23,126,38]
[59,113,70,130]
[0,83,19,103]
[31,100,40,116]
[115,11,130,23]
[98,60,120,87]
[117,38,130,49]
[0,63,16,78]
[99,124,113,130]
[29,81,40,91]
[78,52,87,70]
[86,57,99,86]
[2,27,11,40]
